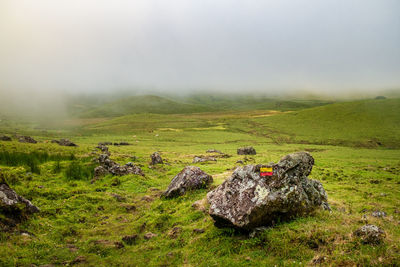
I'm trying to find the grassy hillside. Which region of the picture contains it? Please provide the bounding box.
[77,95,217,118]
[68,94,332,118]
[250,98,400,148]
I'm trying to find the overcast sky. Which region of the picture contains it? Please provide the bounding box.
[1,0,400,97]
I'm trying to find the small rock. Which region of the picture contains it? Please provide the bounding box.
[206,149,222,154]
[122,234,138,245]
[144,232,157,240]
[236,160,244,164]
[167,227,182,239]
[237,146,256,155]
[18,136,37,144]
[0,135,12,141]
[114,241,125,249]
[162,166,213,198]
[193,228,205,234]
[111,193,126,202]
[371,210,387,218]
[150,152,163,165]
[52,139,78,147]
[193,156,216,163]
[192,198,208,212]
[141,195,153,202]
[353,224,385,244]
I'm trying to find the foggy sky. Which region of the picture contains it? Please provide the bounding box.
[1,0,400,98]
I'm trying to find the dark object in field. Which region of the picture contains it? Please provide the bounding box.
[98,142,112,146]
[207,152,330,230]
[353,224,385,244]
[0,182,39,230]
[122,234,138,245]
[162,166,213,198]
[0,135,12,141]
[51,139,78,147]
[206,149,223,154]
[94,154,144,180]
[114,142,130,146]
[18,136,37,144]
[144,232,157,240]
[237,146,256,155]
[150,152,163,165]
[375,96,386,100]
[192,156,216,163]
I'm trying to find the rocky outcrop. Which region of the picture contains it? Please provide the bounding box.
[353,224,385,244]
[0,182,39,230]
[18,136,37,144]
[94,154,143,180]
[162,166,213,198]
[237,146,256,155]
[114,142,130,146]
[150,152,163,165]
[96,144,110,155]
[0,135,12,141]
[207,152,329,230]
[51,139,78,147]
[192,156,216,163]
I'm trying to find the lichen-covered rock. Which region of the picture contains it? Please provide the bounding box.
[237,146,256,155]
[150,152,163,165]
[18,136,37,144]
[207,152,329,230]
[353,224,385,244]
[95,154,144,178]
[0,183,39,230]
[206,149,222,154]
[162,166,213,198]
[0,135,12,141]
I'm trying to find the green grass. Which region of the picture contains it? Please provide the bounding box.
[0,97,400,266]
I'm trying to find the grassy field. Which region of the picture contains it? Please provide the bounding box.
[0,97,399,266]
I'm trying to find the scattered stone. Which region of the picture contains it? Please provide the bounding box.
[192,198,208,212]
[0,135,11,141]
[192,156,216,163]
[98,142,112,146]
[237,146,256,155]
[162,166,213,198]
[371,210,387,218]
[51,139,77,147]
[96,144,110,155]
[249,227,269,238]
[167,227,182,239]
[144,232,157,240]
[141,195,153,202]
[71,256,86,265]
[150,152,163,165]
[122,234,138,245]
[18,136,37,144]
[206,149,222,154]
[114,142,130,146]
[122,204,136,213]
[0,182,39,230]
[207,152,330,230]
[111,193,126,202]
[114,241,125,249]
[93,166,109,181]
[193,228,205,234]
[236,160,244,164]
[353,224,385,244]
[96,154,144,177]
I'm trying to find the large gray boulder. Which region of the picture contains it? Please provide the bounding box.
[162,166,213,198]
[207,152,329,230]
[0,182,39,230]
[95,154,144,178]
